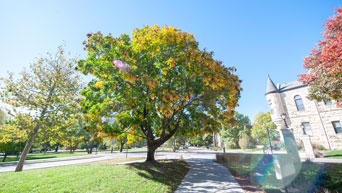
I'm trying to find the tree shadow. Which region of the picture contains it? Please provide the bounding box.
[126,159,189,192]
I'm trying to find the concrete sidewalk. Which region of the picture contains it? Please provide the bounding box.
[0,152,150,173]
[175,158,244,193]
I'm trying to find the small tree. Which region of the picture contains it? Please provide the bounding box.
[220,112,251,149]
[189,134,211,147]
[299,8,342,106]
[0,46,82,171]
[115,133,128,153]
[0,124,27,162]
[0,109,6,124]
[239,133,252,150]
[251,112,277,145]
[77,25,241,161]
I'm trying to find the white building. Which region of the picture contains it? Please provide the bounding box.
[265,75,342,150]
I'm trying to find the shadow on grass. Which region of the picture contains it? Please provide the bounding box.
[126,160,189,192]
[323,155,342,158]
[26,155,58,160]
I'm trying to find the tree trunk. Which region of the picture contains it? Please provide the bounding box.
[235,141,239,149]
[222,142,226,153]
[2,152,7,162]
[120,140,125,153]
[15,124,39,172]
[44,143,48,153]
[172,138,176,152]
[111,139,114,153]
[55,143,59,152]
[84,141,90,154]
[146,145,157,162]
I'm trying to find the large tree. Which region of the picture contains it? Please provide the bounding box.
[251,112,276,145]
[77,25,241,161]
[0,46,81,171]
[299,8,342,106]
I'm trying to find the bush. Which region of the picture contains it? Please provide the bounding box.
[312,143,326,151]
[224,141,239,149]
[296,141,304,151]
[239,134,253,150]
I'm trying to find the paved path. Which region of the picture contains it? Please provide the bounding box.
[175,158,244,193]
[310,157,342,163]
[0,152,148,173]
[175,148,244,193]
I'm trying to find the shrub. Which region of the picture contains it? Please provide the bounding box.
[312,143,326,151]
[239,134,253,150]
[296,141,304,151]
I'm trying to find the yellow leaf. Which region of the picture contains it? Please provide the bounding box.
[95,81,104,88]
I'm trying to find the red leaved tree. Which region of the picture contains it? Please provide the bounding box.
[299,8,342,106]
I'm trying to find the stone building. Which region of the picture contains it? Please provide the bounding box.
[265,75,342,150]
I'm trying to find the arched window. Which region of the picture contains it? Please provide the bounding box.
[294,95,305,111]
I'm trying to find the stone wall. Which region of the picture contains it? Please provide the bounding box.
[266,85,342,150]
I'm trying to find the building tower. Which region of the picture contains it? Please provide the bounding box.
[265,75,289,131]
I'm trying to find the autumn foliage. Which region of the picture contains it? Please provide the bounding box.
[78,25,241,161]
[299,8,342,106]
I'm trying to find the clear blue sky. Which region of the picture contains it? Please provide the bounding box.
[0,0,341,121]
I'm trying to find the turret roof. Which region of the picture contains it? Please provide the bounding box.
[265,75,278,94]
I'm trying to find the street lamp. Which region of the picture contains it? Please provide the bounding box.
[300,124,305,135]
[281,113,288,128]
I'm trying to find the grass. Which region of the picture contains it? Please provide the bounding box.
[324,150,342,159]
[0,159,189,193]
[83,157,145,165]
[1,146,171,163]
[242,148,263,152]
[217,153,342,192]
[1,151,89,162]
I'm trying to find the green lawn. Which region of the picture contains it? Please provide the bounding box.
[0,159,189,193]
[324,150,342,159]
[1,146,172,163]
[83,157,145,165]
[1,151,89,162]
[217,153,342,192]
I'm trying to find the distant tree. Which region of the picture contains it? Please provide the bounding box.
[0,109,6,124]
[299,8,342,106]
[0,46,82,171]
[251,112,276,145]
[189,135,206,147]
[60,120,85,154]
[239,133,252,150]
[0,124,27,162]
[77,25,241,161]
[220,112,251,148]
[115,133,128,153]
